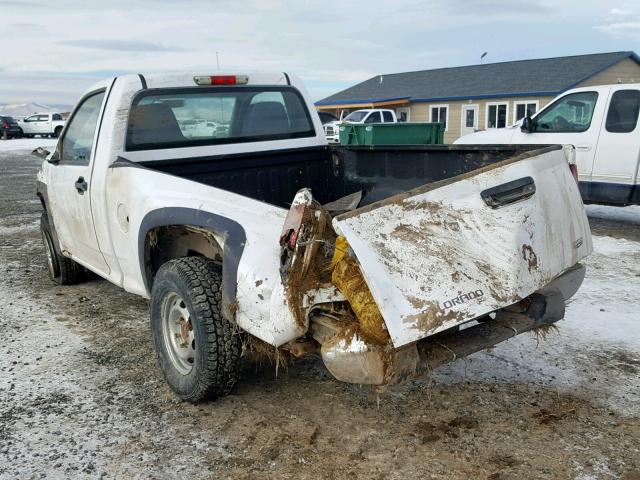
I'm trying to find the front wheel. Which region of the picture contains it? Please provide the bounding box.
[150,257,241,402]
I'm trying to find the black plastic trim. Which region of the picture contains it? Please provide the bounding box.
[579,180,639,206]
[138,73,147,89]
[138,208,246,320]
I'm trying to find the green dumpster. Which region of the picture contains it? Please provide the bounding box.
[338,122,444,145]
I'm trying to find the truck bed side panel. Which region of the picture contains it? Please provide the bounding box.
[138,145,543,209]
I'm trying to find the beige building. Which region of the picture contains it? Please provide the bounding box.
[316,52,640,144]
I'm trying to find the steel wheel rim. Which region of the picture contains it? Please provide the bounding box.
[42,231,56,278]
[161,292,195,375]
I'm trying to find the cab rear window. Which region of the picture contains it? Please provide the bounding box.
[126,86,315,151]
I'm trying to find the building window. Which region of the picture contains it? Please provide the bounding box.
[486,103,508,128]
[430,105,448,130]
[514,101,538,123]
[396,107,410,122]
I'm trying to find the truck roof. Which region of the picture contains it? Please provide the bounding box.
[561,83,640,95]
[83,72,296,97]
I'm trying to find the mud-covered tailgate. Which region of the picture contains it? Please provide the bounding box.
[332,148,592,347]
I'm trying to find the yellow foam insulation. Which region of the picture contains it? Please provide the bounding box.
[331,238,390,344]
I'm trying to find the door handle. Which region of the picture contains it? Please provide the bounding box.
[74,176,88,194]
[575,145,591,151]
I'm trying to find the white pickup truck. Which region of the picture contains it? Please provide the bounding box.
[323,108,398,143]
[36,72,591,402]
[18,112,66,138]
[456,84,640,206]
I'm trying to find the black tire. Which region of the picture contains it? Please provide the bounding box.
[17,128,23,138]
[40,212,83,285]
[150,257,241,402]
[53,127,62,138]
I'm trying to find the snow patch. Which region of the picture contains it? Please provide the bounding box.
[586,204,640,225]
[0,138,57,152]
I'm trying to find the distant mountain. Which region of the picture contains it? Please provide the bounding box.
[0,102,72,119]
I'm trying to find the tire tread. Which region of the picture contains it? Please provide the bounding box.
[151,257,240,402]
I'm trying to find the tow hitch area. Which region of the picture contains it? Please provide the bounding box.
[278,186,586,387]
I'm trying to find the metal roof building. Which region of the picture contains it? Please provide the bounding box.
[317,51,640,142]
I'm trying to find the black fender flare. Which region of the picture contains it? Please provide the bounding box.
[138,208,246,320]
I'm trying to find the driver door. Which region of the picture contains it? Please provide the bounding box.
[511,90,603,183]
[48,90,109,274]
[22,115,38,134]
[35,115,50,134]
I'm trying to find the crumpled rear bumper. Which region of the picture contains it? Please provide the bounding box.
[315,263,586,385]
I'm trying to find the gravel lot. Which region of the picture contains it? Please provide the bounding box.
[1,139,639,479]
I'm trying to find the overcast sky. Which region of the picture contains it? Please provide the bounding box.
[1,0,639,106]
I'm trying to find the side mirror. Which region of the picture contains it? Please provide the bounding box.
[521,115,535,133]
[47,149,60,164]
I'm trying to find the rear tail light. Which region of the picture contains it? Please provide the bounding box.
[569,163,579,183]
[193,75,249,86]
[2,122,8,128]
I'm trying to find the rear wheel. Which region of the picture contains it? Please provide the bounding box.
[150,257,241,402]
[40,212,83,285]
[53,126,63,138]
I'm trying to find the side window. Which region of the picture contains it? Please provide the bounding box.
[605,90,640,133]
[382,111,394,122]
[535,92,598,133]
[52,113,62,121]
[365,111,381,123]
[37,115,49,122]
[59,91,105,165]
[24,115,37,122]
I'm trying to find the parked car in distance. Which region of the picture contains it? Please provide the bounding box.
[455,84,640,206]
[324,108,398,143]
[18,113,66,138]
[0,115,22,139]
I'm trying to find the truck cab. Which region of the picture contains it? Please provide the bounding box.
[455,84,640,206]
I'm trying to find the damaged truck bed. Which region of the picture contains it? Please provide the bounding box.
[276,145,591,385]
[37,73,592,401]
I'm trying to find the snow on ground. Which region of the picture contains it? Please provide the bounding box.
[586,203,640,225]
[433,204,640,415]
[0,137,57,152]
[566,234,640,350]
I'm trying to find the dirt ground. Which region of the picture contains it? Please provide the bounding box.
[1,143,639,480]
